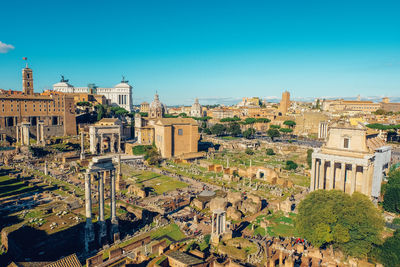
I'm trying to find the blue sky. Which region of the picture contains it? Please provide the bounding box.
[0,0,399,105]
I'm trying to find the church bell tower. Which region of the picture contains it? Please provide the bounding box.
[22,65,34,95]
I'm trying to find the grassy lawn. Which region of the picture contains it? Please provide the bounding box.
[103,223,186,260]
[150,223,186,242]
[219,136,240,140]
[288,173,310,187]
[218,237,257,261]
[0,174,40,198]
[130,171,188,195]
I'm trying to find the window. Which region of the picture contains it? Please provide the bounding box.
[178,129,183,135]
[344,138,349,148]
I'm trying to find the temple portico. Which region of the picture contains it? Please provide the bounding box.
[309,121,391,201]
[310,151,373,195]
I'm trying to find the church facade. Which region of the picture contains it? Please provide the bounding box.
[135,93,199,158]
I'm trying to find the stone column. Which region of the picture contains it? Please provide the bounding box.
[340,163,346,192]
[111,134,115,153]
[111,169,117,223]
[36,124,40,144]
[98,172,106,245]
[110,169,119,240]
[16,126,19,143]
[328,161,335,190]
[310,158,316,191]
[211,214,214,234]
[80,132,85,160]
[40,123,44,145]
[117,133,121,153]
[362,166,368,195]
[84,172,94,252]
[315,159,320,189]
[100,134,104,154]
[350,164,357,194]
[319,159,326,189]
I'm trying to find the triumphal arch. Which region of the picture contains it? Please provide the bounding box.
[89,118,122,155]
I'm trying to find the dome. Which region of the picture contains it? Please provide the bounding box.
[150,93,164,110]
[192,98,201,108]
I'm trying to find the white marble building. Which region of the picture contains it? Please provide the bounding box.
[53,77,133,112]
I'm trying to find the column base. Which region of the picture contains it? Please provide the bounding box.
[98,220,107,246]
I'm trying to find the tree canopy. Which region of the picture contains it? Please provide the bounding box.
[210,124,226,136]
[220,117,241,122]
[366,123,400,131]
[283,120,296,127]
[267,129,280,140]
[372,229,400,267]
[279,128,293,133]
[243,128,256,139]
[382,170,400,214]
[270,124,281,129]
[295,190,384,258]
[228,122,241,137]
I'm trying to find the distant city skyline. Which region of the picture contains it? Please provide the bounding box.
[1,0,399,105]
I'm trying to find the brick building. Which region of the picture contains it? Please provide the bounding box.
[0,64,76,139]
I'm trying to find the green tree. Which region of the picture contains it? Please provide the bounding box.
[270,124,281,129]
[243,118,257,125]
[267,128,280,141]
[243,128,256,139]
[279,128,293,134]
[283,120,296,128]
[139,112,148,117]
[203,128,212,135]
[210,124,226,136]
[266,148,275,155]
[255,118,271,123]
[373,230,400,267]
[306,149,313,168]
[295,190,384,258]
[382,170,400,213]
[178,112,188,117]
[95,104,106,121]
[228,122,242,137]
[220,117,241,122]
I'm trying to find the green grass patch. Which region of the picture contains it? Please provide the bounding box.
[150,223,186,241]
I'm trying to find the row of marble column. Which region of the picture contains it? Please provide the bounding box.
[16,123,30,146]
[211,211,226,236]
[84,169,118,252]
[310,158,369,195]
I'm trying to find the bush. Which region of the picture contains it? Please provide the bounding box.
[245,148,255,155]
[266,148,275,155]
[284,160,298,170]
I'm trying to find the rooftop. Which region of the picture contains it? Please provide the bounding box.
[167,250,203,266]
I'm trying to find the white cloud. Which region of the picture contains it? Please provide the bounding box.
[0,41,15,53]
